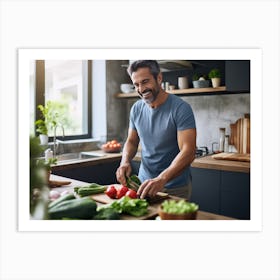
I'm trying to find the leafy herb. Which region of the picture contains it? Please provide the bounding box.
[102,196,148,217]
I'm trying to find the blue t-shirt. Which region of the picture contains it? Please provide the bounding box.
[129,94,196,188]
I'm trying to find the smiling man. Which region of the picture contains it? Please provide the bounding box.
[116,60,197,199]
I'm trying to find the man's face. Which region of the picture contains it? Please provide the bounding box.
[131,67,162,105]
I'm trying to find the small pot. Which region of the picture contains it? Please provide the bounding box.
[211,77,221,88]
[39,134,48,145]
[192,80,210,88]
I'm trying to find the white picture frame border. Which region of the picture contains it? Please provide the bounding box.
[18,48,262,232]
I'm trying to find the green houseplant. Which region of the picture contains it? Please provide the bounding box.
[35,101,58,145]
[208,68,221,88]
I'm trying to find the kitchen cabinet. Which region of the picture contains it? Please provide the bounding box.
[131,160,140,174]
[220,171,250,220]
[190,167,250,219]
[53,160,121,185]
[225,60,250,92]
[190,168,220,214]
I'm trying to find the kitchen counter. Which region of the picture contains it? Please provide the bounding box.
[134,152,250,173]
[191,154,250,173]
[52,150,250,174]
[49,174,235,220]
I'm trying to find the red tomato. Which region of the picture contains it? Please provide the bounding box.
[125,189,138,199]
[105,185,117,199]
[116,186,129,199]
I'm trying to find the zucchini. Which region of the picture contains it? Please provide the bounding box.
[48,197,97,219]
[77,186,106,197]
[48,193,76,209]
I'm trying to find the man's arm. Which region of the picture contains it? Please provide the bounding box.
[137,128,196,198]
[116,128,140,185]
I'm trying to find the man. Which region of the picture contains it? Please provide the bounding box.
[116,60,196,199]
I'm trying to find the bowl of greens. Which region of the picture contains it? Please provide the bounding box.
[158,199,199,220]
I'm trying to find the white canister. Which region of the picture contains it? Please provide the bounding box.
[178,77,189,89]
[224,135,229,152]
[45,148,53,161]
[219,128,226,152]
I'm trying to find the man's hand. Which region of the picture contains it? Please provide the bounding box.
[137,176,167,199]
[116,162,132,186]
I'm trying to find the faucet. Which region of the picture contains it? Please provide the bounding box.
[53,125,65,157]
[199,146,209,155]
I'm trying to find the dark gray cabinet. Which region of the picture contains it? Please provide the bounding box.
[53,160,121,185]
[220,171,250,219]
[225,60,250,92]
[131,160,140,175]
[190,167,250,219]
[190,168,220,214]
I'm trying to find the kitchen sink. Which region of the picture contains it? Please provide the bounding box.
[56,151,105,162]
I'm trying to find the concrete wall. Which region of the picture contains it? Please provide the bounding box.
[181,94,250,150]
[105,60,130,141]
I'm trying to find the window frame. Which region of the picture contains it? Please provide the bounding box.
[35,60,92,141]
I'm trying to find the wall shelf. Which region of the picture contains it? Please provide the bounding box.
[115,86,248,99]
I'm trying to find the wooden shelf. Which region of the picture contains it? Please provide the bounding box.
[115,86,236,98]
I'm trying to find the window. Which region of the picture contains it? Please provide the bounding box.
[33,60,92,140]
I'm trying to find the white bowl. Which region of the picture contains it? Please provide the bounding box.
[120,84,135,93]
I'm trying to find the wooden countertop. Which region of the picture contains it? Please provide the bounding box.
[134,153,250,173]
[191,154,250,173]
[49,175,235,220]
[51,150,250,174]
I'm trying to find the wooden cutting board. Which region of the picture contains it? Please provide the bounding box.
[212,152,250,162]
[91,184,169,220]
[230,115,250,154]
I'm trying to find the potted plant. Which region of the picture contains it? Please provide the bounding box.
[208,68,221,88]
[192,73,210,88]
[35,119,48,145]
[35,101,58,145]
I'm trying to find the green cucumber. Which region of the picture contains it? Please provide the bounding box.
[48,197,97,219]
[77,186,106,197]
[48,193,76,209]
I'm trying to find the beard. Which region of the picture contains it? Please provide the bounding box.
[138,85,160,105]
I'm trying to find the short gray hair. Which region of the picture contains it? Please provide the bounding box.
[127,60,160,81]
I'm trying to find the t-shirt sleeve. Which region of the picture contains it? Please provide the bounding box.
[175,101,196,130]
[129,103,136,130]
